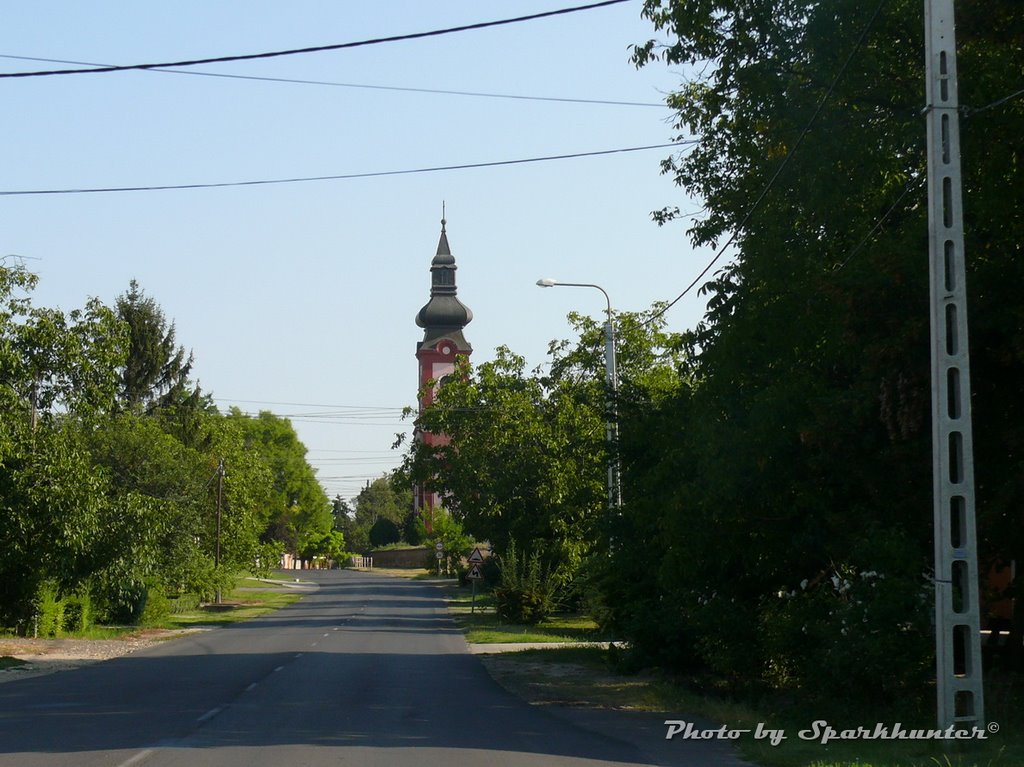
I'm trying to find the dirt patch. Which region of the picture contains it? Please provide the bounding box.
[0,628,203,683]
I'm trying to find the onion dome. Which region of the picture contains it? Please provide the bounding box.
[415,216,473,349]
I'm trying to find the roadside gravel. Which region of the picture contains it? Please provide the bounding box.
[0,629,204,683]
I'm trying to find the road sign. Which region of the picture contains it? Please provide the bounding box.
[435,551,444,560]
[466,564,484,580]
[435,542,444,551]
[468,547,484,564]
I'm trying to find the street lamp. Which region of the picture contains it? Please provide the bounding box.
[536,278,622,509]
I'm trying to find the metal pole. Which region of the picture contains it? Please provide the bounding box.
[925,0,984,730]
[537,279,622,511]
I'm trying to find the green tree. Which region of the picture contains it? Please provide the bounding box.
[348,475,412,552]
[0,264,131,627]
[408,311,682,584]
[607,0,1024,695]
[115,280,201,413]
[368,518,401,548]
[228,409,332,559]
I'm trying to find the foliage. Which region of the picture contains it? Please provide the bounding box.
[427,508,472,574]
[115,280,200,413]
[587,0,1024,699]
[0,267,328,629]
[407,311,683,587]
[299,530,347,565]
[340,474,413,553]
[368,517,402,548]
[229,409,332,558]
[493,540,557,625]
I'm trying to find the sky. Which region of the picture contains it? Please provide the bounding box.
[1,1,716,503]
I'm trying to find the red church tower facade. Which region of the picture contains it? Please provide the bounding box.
[414,215,473,528]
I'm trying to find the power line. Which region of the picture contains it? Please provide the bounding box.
[830,84,1022,273]
[215,397,406,409]
[832,174,925,272]
[0,1,630,79]
[963,85,1024,117]
[644,0,889,325]
[0,53,665,108]
[0,142,692,196]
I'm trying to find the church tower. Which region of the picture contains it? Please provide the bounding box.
[414,213,473,526]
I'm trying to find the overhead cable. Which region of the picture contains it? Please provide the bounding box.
[0,0,630,79]
[0,54,665,108]
[0,141,692,196]
[644,0,889,325]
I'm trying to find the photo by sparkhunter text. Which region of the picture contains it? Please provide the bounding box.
[664,719,999,746]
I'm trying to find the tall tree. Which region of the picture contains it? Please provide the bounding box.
[609,0,1024,695]
[408,310,682,582]
[228,409,332,557]
[115,280,200,413]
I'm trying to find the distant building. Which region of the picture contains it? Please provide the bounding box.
[414,214,473,530]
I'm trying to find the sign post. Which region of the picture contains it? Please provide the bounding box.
[467,547,485,614]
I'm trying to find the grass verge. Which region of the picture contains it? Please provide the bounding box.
[480,646,1021,767]
[161,578,304,629]
[443,582,610,644]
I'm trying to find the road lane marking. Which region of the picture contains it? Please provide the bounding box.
[245,682,258,692]
[294,653,303,658]
[274,665,285,672]
[196,706,223,723]
[115,749,153,767]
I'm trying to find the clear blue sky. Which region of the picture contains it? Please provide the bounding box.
[1,1,714,502]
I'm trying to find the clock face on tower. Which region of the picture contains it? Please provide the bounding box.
[441,345,451,355]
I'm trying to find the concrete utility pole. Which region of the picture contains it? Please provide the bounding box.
[215,458,225,605]
[924,0,984,730]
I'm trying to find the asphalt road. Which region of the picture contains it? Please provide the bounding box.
[0,570,744,767]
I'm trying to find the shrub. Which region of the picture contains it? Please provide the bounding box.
[139,583,171,626]
[368,518,401,547]
[35,583,64,638]
[493,541,556,624]
[61,591,92,633]
[428,508,472,575]
[168,593,201,614]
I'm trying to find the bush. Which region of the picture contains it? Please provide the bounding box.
[35,583,64,638]
[493,541,556,624]
[428,509,472,575]
[139,583,171,626]
[403,514,427,546]
[168,593,201,614]
[369,518,401,547]
[61,591,92,633]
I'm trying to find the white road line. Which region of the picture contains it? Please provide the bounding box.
[115,748,153,767]
[196,706,223,723]
[245,682,258,692]
[273,665,285,672]
[294,653,303,658]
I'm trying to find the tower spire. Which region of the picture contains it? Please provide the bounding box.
[416,213,472,349]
